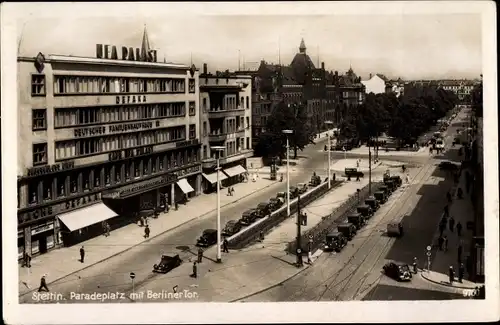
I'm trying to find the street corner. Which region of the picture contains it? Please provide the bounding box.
[419,270,478,290]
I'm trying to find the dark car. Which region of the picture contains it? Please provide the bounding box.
[337,223,357,240]
[324,231,347,252]
[153,254,182,273]
[269,197,284,211]
[196,229,218,247]
[256,202,272,218]
[347,212,365,230]
[383,262,412,281]
[385,179,397,192]
[438,161,460,171]
[240,209,258,226]
[374,191,387,204]
[222,220,242,237]
[345,168,364,178]
[387,221,404,237]
[357,204,373,218]
[378,185,390,197]
[390,175,402,187]
[289,186,299,199]
[309,175,321,187]
[365,196,380,211]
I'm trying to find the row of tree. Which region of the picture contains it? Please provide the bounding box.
[254,84,459,161]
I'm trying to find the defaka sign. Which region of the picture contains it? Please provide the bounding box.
[96,44,158,63]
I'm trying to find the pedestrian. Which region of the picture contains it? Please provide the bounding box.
[449,216,455,232]
[307,251,313,264]
[458,245,463,263]
[356,160,360,168]
[223,239,229,253]
[106,223,111,236]
[80,246,85,263]
[191,261,197,278]
[458,263,465,283]
[413,257,418,274]
[197,247,203,263]
[144,225,150,239]
[231,187,235,196]
[438,236,444,251]
[457,222,463,236]
[259,230,264,242]
[405,174,410,184]
[227,187,231,196]
[443,235,448,252]
[449,266,455,284]
[38,274,49,292]
[165,204,170,213]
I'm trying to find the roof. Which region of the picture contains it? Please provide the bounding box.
[290,53,316,84]
[376,74,389,81]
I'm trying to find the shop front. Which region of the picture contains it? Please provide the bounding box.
[30,221,56,255]
[222,163,248,186]
[202,170,228,194]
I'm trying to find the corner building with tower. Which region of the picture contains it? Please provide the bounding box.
[17,28,202,259]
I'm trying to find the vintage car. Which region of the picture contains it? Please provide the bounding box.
[196,229,218,247]
[387,221,404,237]
[356,204,373,218]
[240,209,258,226]
[297,183,308,194]
[390,175,402,187]
[383,262,412,281]
[276,191,287,200]
[438,161,460,171]
[153,254,182,273]
[289,186,299,199]
[324,231,347,252]
[256,202,272,218]
[385,179,397,192]
[222,220,242,237]
[378,185,390,197]
[374,191,387,204]
[365,196,380,211]
[345,167,364,179]
[337,223,357,240]
[269,197,284,211]
[309,175,321,187]
[347,212,365,230]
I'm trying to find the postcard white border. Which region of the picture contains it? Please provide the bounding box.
[2,1,499,324]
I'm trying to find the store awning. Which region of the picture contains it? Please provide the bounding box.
[223,165,247,178]
[202,172,227,184]
[177,178,194,194]
[57,203,117,232]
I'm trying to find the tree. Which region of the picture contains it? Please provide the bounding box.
[289,103,314,159]
[471,82,483,117]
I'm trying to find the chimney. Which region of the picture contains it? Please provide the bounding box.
[369,73,372,79]
[321,62,325,70]
[203,63,207,75]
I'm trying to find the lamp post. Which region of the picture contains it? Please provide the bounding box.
[211,146,225,263]
[324,120,333,189]
[282,130,294,217]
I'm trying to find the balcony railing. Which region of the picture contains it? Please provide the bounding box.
[208,107,245,118]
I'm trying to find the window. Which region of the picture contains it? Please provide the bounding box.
[246,117,250,129]
[94,168,102,188]
[189,101,196,116]
[77,138,101,156]
[28,182,38,205]
[32,109,47,131]
[115,164,123,183]
[246,96,249,109]
[33,143,47,166]
[240,97,244,108]
[246,137,250,150]
[202,98,207,112]
[57,175,66,197]
[55,140,76,161]
[82,170,90,191]
[143,159,150,176]
[189,124,196,139]
[31,74,46,96]
[189,79,196,93]
[69,172,78,194]
[203,122,207,136]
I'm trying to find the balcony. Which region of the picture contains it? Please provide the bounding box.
[208,133,228,142]
[208,107,245,119]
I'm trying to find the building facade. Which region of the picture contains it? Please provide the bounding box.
[199,64,253,192]
[17,30,202,259]
[438,80,475,101]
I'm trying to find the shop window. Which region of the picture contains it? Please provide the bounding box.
[28,181,39,205]
[57,175,66,197]
[171,152,176,168]
[152,157,157,173]
[189,101,196,116]
[115,164,122,183]
[187,149,191,164]
[94,169,102,188]
[32,143,48,166]
[104,166,111,186]
[31,74,46,96]
[143,159,150,176]
[82,170,90,192]
[69,172,78,194]
[32,109,47,131]
[178,151,183,166]
[159,157,164,171]
[42,179,52,201]
[125,162,131,180]
[134,161,141,178]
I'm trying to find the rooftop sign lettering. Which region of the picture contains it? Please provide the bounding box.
[96,44,157,63]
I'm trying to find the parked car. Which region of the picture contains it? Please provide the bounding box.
[438,161,460,171]
[297,183,308,194]
[269,197,284,211]
[256,202,271,218]
[276,191,287,200]
[337,223,357,240]
[196,229,218,247]
[324,231,347,252]
[374,191,387,204]
[289,186,298,198]
[365,196,380,211]
[383,262,412,281]
[240,209,258,226]
[309,175,321,187]
[356,204,373,218]
[345,167,364,179]
[153,254,182,273]
[222,220,242,237]
[378,185,390,196]
[347,212,365,230]
[387,221,404,237]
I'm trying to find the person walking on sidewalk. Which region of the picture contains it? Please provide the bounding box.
[80,246,85,263]
[197,247,204,263]
[38,274,49,292]
[443,235,448,252]
[307,251,313,265]
[191,261,198,278]
[456,222,463,236]
[413,257,418,274]
[231,187,235,196]
[458,263,465,283]
[449,216,455,232]
[144,225,150,239]
[438,236,444,251]
[227,187,231,196]
[222,239,229,253]
[448,266,455,284]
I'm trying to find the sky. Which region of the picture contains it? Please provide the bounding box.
[11,2,484,80]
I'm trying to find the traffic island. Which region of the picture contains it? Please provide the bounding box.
[420,270,479,290]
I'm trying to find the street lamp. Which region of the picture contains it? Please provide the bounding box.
[211,146,225,263]
[282,130,294,217]
[324,120,333,189]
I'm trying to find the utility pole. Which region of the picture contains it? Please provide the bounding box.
[296,191,303,267]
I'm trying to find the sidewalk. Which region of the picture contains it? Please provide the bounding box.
[420,167,479,288]
[18,177,281,295]
[349,145,429,157]
[330,158,383,175]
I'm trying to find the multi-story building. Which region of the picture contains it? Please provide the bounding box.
[17,28,202,259]
[199,64,253,192]
[438,79,475,101]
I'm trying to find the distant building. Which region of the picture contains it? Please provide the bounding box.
[438,80,475,101]
[361,74,389,94]
[198,64,253,192]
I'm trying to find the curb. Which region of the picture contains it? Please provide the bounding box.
[19,180,280,298]
[229,263,311,302]
[419,271,477,290]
